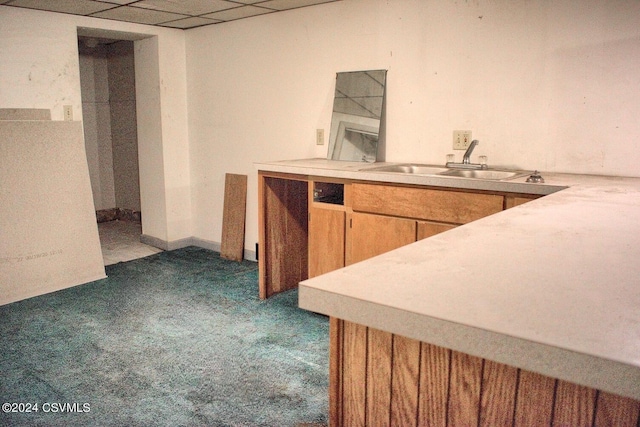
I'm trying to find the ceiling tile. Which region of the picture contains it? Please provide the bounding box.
[232,0,271,4]
[99,0,138,4]
[203,5,272,21]
[160,16,221,29]
[134,0,236,16]
[91,5,187,25]
[258,0,338,11]
[2,0,342,28]
[6,0,116,15]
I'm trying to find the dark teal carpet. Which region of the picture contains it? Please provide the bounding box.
[0,247,329,426]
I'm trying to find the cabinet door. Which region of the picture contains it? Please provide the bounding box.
[505,195,540,209]
[309,207,346,278]
[417,221,457,240]
[347,212,416,265]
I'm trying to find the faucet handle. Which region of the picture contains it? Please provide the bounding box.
[526,170,545,183]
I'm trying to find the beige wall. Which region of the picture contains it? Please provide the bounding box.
[0,6,190,302]
[185,0,640,256]
[1,0,639,278]
[0,5,191,246]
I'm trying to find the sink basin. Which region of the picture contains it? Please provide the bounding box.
[439,169,530,180]
[362,164,450,175]
[359,163,531,181]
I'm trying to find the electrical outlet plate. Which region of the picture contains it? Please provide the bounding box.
[316,129,324,145]
[63,105,73,121]
[453,130,472,150]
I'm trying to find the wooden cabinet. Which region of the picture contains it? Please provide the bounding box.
[505,194,540,209]
[351,182,504,224]
[346,182,504,265]
[417,220,457,240]
[346,212,416,265]
[258,171,542,299]
[308,206,345,278]
[258,172,308,299]
[308,179,348,278]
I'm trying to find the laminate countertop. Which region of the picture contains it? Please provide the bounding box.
[256,158,640,400]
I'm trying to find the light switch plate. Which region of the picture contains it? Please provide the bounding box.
[453,130,472,150]
[316,129,324,145]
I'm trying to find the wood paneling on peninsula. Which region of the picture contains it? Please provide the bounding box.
[331,318,640,427]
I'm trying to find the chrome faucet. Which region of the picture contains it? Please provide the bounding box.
[463,139,479,164]
[446,139,487,170]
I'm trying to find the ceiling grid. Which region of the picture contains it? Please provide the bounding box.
[0,0,341,29]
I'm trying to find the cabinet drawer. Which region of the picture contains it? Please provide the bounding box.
[352,183,503,224]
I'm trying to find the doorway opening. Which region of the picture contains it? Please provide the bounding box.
[78,33,161,265]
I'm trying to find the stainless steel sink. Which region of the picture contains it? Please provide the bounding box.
[439,169,530,180]
[361,164,450,175]
[360,163,531,181]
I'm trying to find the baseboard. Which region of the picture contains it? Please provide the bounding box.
[140,234,180,251]
[187,237,220,253]
[140,235,257,262]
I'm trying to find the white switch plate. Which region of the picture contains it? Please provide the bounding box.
[453,130,472,150]
[63,105,73,121]
[316,129,324,145]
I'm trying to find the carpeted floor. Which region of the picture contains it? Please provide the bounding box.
[0,247,329,426]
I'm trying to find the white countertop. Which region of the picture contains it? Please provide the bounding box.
[255,157,567,195]
[257,158,640,400]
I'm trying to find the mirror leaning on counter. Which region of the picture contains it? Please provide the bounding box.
[327,69,387,163]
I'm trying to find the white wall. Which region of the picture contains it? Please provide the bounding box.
[0,10,82,121]
[0,6,191,247]
[152,33,191,244]
[1,1,639,267]
[186,0,640,256]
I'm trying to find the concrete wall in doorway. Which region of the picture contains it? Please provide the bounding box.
[80,42,114,211]
[80,40,140,213]
[108,41,140,212]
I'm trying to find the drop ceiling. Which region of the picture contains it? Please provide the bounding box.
[0,0,341,29]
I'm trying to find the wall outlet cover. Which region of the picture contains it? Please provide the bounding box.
[63,105,73,121]
[453,130,472,150]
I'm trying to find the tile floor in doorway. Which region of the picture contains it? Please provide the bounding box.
[98,220,163,265]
